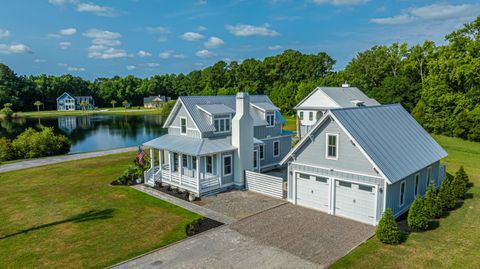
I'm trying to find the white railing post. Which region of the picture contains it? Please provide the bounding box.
[196,156,201,192]
[150,148,154,170]
[217,153,222,187]
[168,151,172,181]
[179,153,183,185]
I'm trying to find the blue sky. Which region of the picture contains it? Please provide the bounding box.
[0,0,479,79]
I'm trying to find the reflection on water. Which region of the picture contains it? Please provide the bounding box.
[0,115,165,154]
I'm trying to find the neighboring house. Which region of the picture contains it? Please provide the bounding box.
[281,104,447,225]
[144,95,171,108]
[295,85,380,137]
[143,93,293,197]
[56,92,95,111]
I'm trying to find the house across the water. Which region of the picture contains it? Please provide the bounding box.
[56,92,95,111]
[143,95,171,108]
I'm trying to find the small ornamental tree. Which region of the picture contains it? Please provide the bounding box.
[111,100,117,109]
[408,196,429,230]
[376,208,401,244]
[438,176,456,209]
[424,181,442,218]
[451,166,469,198]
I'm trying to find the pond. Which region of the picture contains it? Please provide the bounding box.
[0,115,166,154]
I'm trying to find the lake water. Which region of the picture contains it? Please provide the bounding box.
[0,115,166,154]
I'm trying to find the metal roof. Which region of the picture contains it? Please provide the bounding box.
[143,134,237,156]
[251,102,279,111]
[295,87,380,109]
[197,104,235,115]
[331,104,447,183]
[170,95,283,133]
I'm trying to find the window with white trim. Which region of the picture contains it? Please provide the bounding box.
[400,181,406,206]
[326,134,338,159]
[192,156,197,170]
[426,166,432,188]
[273,140,280,157]
[414,173,420,196]
[206,156,213,174]
[223,155,232,176]
[299,111,304,120]
[266,112,275,126]
[259,145,264,160]
[180,117,187,134]
[309,111,313,121]
[182,155,188,168]
[214,116,230,133]
[253,150,258,169]
[173,153,179,172]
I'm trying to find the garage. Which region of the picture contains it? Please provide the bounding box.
[334,180,376,225]
[295,172,330,213]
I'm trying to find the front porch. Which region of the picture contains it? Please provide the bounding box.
[144,148,230,196]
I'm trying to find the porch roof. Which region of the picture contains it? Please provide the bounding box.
[143,134,238,156]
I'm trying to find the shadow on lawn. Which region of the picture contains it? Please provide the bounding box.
[0,209,115,239]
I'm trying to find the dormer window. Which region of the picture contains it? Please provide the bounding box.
[266,112,275,126]
[214,116,230,133]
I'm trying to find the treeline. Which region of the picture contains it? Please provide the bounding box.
[1,16,479,141]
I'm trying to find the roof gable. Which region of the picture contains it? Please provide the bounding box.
[56,92,75,101]
[295,87,380,110]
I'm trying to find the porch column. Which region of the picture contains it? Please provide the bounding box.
[196,156,201,192]
[158,150,163,181]
[217,153,222,186]
[150,148,154,170]
[168,151,172,181]
[178,153,183,185]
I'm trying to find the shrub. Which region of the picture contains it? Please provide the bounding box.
[0,103,14,119]
[424,181,442,218]
[114,165,144,185]
[185,219,200,236]
[408,196,429,230]
[12,127,70,159]
[438,175,456,209]
[376,208,401,244]
[451,166,469,198]
[0,137,15,162]
[160,100,176,119]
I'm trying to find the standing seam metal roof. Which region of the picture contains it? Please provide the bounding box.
[295,87,380,109]
[331,104,447,183]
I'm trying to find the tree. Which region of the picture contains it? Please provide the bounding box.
[33,101,43,112]
[0,103,14,119]
[451,166,469,198]
[122,100,129,110]
[80,101,88,114]
[376,208,401,244]
[438,175,456,209]
[110,100,117,109]
[408,196,429,230]
[160,100,176,119]
[424,181,442,218]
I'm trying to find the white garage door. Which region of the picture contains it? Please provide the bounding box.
[295,172,330,212]
[334,180,376,224]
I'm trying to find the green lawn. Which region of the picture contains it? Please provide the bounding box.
[330,135,480,269]
[0,152,201,268]
[283,116,296,132]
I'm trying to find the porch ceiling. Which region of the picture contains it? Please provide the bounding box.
[143,134,237,156]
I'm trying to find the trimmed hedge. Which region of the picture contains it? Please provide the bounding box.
[408,196,429,230]
[376,208,401,244]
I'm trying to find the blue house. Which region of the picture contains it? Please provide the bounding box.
[56,92,95,111]
[143,93,293,197]
[281,104,447,225]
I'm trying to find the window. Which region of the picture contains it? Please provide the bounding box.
[339,181,351,188]
[253,150,258,169]
[266,112,275,126]
[182,155,188,168]
[223,155,232,176]
[414,173,420,196]
[206,156,213,174]
[359,184,373,192]
[326,134,338,159]
[173,153,179,172]
[315,176,328,183]
[309,111,313,121]
[400,181,406,206]
[214,117,230,133]
[259,145,264,160]
[192,156,197,170]
[180,117,187,134]
[299,111,304,120]
[273,140,280,157]
[298,173,309,180]
[426,166,432,187]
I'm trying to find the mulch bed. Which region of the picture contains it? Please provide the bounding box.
[186,217,223,237]
[153,183,200,202]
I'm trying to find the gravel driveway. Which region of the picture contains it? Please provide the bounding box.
[230,203,375,268]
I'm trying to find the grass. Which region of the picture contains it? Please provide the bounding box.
[283,116,296,132]
[330,135,480,269]
[10,107,161,118]
[0,152,201,268]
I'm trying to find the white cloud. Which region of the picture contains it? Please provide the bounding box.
[197,26,207,31]
[84,29,129,59]
[145,26,170,34]
[67,66,86,72]
[146,63,160,68]
[57,63,68,67]
[312,0,369,6]
[0,29,10,38]
[268,45,282,50]
[370,4,480,25]
[59,28,77,35]
[226,24,279,37]
[76,2,116,17]
[48,0,76,5]
[83,29,121,40]
[34,59,47,63]
[126,65,136,70]
[88,47,129,59]
[158,36,168,43]
[59,41,72,49]
[204,37,224,48]
[0,43,32,54]
[181,32,204,41]
[137,50,152,57]
[173,54,186,59]
[159,50,173,59]
[196,49,214,58]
